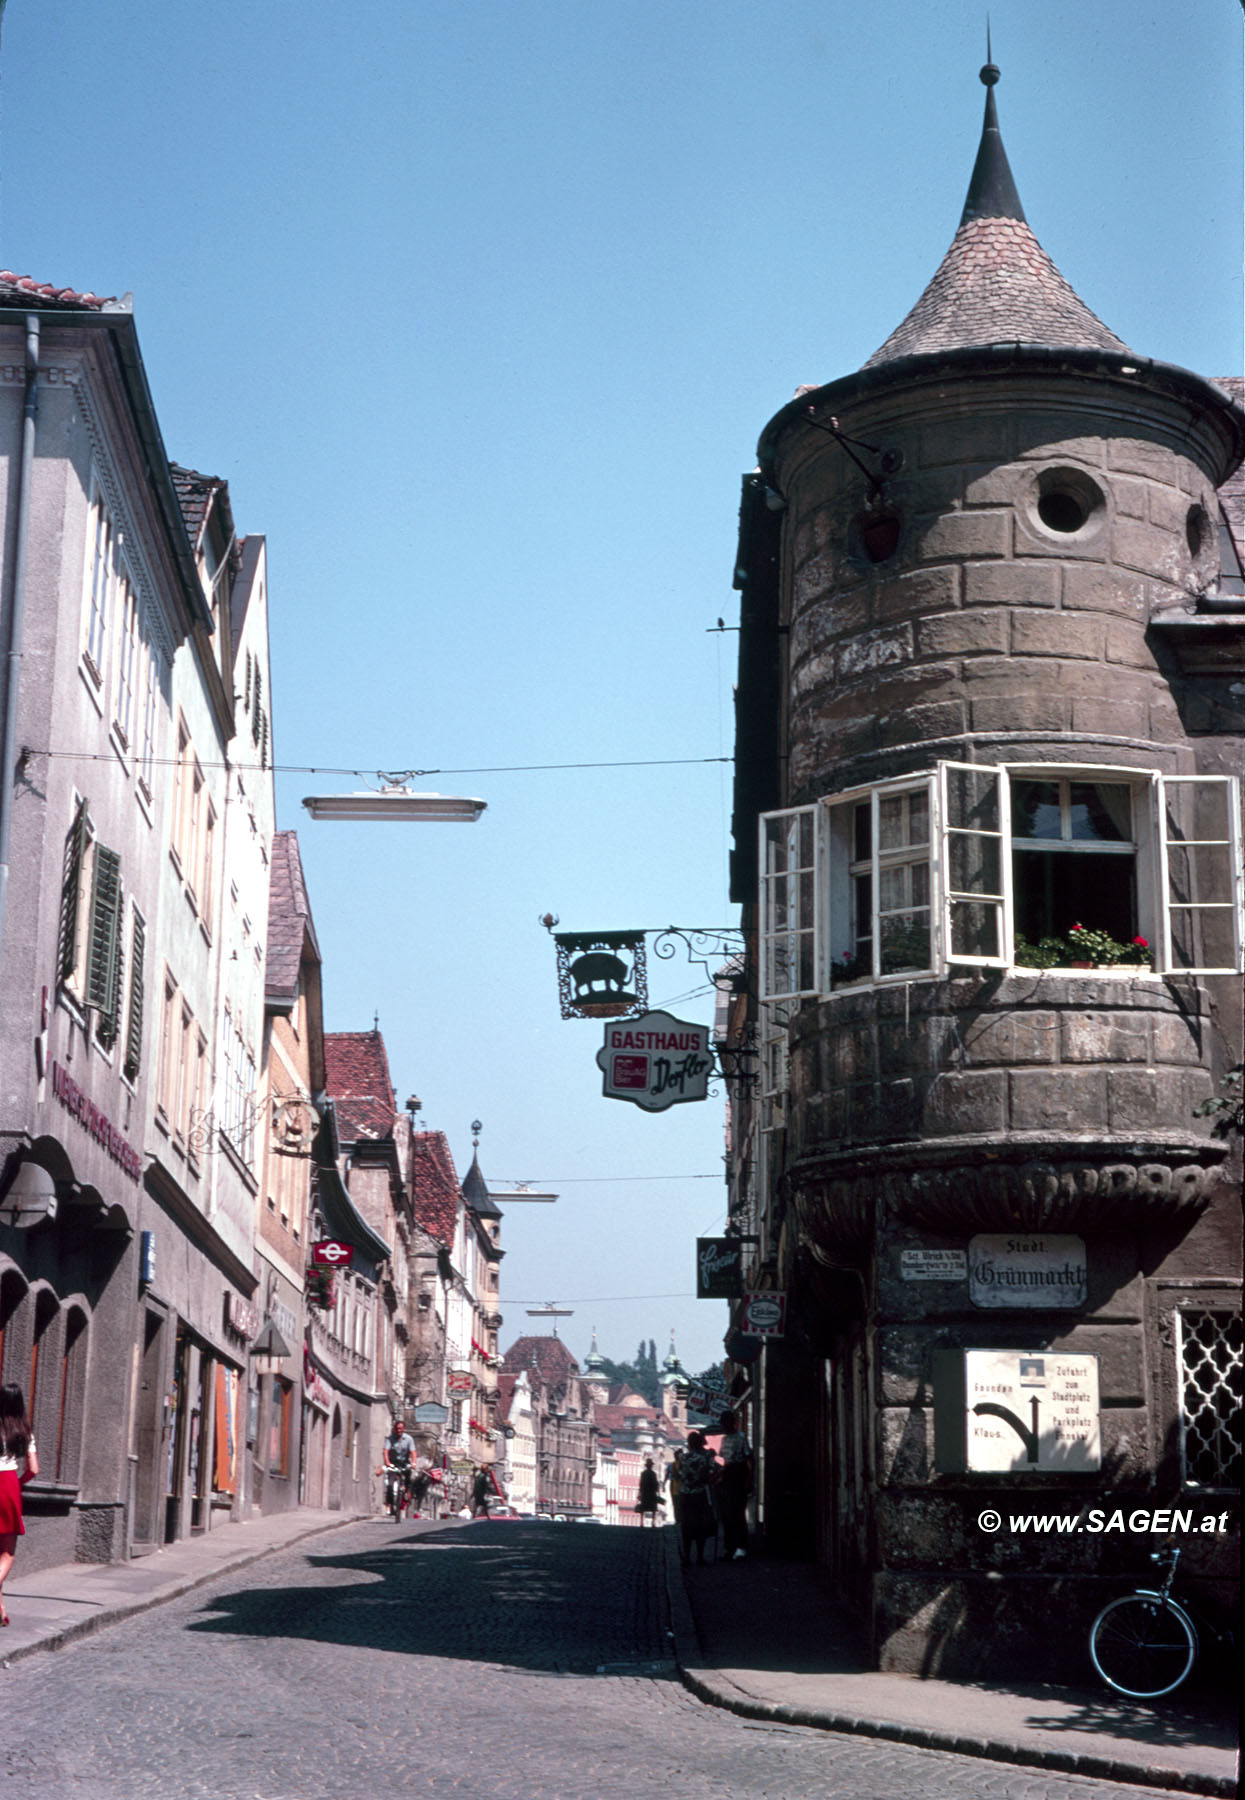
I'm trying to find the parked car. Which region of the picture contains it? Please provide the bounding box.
[485,1506,524,1520]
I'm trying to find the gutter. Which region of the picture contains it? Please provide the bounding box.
[0,312,41,967]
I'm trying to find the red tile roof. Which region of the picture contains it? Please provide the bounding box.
[501,1336,580,1388]
[864,214,1128,368]
[411,1131,461,1246]
[324,1030,396,1140]
[0,271,116,311]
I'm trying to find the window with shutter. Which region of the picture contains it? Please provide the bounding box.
[57,801,91,988]
[124,912,146,1080]
[86,846,123,1037]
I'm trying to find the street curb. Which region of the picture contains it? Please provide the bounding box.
[1,1511,374,1669]
[660,1531,1235,1798]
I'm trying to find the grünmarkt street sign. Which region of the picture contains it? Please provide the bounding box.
[596,1010,713,1112]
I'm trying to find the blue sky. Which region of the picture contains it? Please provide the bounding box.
[2,1,1240,1375]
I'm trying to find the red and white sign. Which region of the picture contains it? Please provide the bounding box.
[596,1011,713,1112]
[741,1292,787,1338]
[446,1369,473,1397]
[312,1239,355,1267]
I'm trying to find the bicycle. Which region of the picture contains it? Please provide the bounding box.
[383,1464,411,1522]
[1089,1546,1231,1698]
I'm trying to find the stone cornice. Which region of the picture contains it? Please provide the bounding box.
[786,1138,1226,1252]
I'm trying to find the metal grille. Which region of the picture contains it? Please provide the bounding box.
[1179,1309,1243,1487]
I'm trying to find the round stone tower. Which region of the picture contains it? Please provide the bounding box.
[739,63,1245,1677]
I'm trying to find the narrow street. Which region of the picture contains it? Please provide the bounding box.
[0,1520,1201,1800]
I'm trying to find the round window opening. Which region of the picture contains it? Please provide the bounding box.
[1032,467,1105,537]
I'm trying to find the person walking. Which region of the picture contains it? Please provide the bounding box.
[677,1431,717,1565]
[0,1384,38,1626]
[717,1409,753,1560]
[471,1465,491,1517]
[636,1456,661,1526]
[664,1448,684,1526]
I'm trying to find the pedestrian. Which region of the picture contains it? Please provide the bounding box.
[472,1465,491,1517]
[717,1409,753,1560]
[0,1384,38,1627]
[664,1448,684,1524]
[636,1456,661,1526]
[677,1431,717,1565]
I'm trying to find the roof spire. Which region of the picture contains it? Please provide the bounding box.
[960,49,1025,226]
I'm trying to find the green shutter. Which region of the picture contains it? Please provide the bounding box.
[57,801,90,986]
[123,912,146,1078]
[86,845,122,1035]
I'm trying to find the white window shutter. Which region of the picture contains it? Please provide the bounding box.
[758,807,821,1000]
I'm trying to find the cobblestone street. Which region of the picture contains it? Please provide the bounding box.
[0,1519,1206,1800]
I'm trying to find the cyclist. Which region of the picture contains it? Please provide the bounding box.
[382,1417,416,1517]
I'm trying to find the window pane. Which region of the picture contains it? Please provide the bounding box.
[1012,849,1136,943]
[1166,844,1234,909]
[949,833,1001,898]
[1169,908,1238,972]
[950,901,1000,959]
[945,767,999,833]
[878,790,928,851]
[880,913,930,973]
[1070,783,1131,842]
[853,802,870,863]
[1166,781,1230,846]
[1012,780,1060,839]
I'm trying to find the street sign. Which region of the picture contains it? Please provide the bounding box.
[934,1349,1101,1472]
[740,1292,786,1338]
[969,1235,1087,1309]
[413,1401,449,1425]
[311,1239,354,1267]
[596,1011,713,1112]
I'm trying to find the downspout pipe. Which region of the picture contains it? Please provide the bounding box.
[0,311,41,969]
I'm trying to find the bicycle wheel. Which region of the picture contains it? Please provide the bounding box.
[1090,1594,1198,1697]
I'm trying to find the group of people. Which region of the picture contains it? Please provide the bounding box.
[637,1410,752,1565]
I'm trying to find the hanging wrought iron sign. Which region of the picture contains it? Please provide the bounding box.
[553,929,648,1020]
[596,1010,713,1111]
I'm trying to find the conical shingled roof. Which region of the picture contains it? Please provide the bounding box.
[864,65,1128,369]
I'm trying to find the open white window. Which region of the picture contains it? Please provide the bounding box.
[759,765,1242,993]
[940,762,1010,969]
[1157,776,1243,975]
[759,807,820,1001]
[826,774,936,984]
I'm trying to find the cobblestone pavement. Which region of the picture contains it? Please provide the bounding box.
[0,1520,1199,1800]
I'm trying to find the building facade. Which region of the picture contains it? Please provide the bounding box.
[726,68,1243,1676]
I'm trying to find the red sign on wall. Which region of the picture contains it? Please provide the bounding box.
[312,1239,355,1267]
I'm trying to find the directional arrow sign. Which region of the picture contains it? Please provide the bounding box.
[312,1239,355,1267]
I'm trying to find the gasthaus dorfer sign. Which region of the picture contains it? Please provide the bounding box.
[969,1235,1087,1309]
[596,1010,712,1112]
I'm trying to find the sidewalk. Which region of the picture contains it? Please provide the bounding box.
[0,1506,370,1667]
[662,1532,1238,1798]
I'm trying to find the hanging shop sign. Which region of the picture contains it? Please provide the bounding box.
[697,1237,745,1299]
[969,1235,1087,1310]
[446,1369,473,1397]
[933,1349,1101,1473]
[554,929,649,1019]
[597,1011,713,1112]
[311,1238,355,1267]
[740,1292,787,1338]
[413,1401,450,1425]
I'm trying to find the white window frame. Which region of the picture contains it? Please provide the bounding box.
[758,764,1243,994]
[759,805,821,1000]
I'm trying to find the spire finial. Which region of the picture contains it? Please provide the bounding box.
[960,49,1025,226]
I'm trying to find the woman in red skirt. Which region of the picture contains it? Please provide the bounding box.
[0,1384,39,1626]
